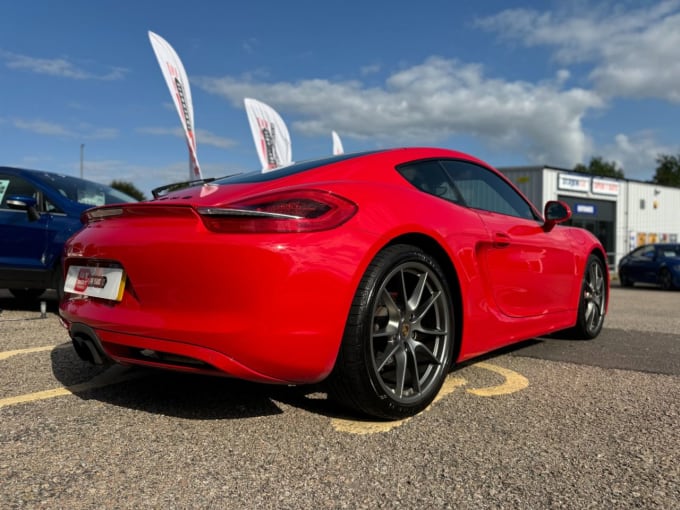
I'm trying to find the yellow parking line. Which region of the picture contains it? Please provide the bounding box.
[0,345,65,360]
[332,361,529,434]
[466,361,529,396]
[0,367,142,409]
[332,376,467,434]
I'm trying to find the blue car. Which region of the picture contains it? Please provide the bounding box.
[618,243,680,290]
[0,166,136,300]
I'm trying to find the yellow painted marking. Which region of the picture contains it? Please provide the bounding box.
[466,361,529,397]
[332,361,529,434]
[332,376,467,434]
[0,345,64,360]
[0,366,142,409]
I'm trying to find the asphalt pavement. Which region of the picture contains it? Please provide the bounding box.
[0,285,678,509]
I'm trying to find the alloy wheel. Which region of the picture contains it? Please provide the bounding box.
[369,261,452,404]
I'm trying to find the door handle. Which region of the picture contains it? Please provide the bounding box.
[493,232,511,248]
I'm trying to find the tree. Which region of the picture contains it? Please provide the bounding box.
[573,156,625,179]
[110,180,146,201]
[653,154,680,188]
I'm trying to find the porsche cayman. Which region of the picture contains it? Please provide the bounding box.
[59,147,609,419]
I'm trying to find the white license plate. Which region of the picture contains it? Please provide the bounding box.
[64,265,126,301]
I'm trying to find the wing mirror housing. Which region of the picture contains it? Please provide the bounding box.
[6,195,41,222]
[543,200,571,232]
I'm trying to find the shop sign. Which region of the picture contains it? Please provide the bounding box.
[558,174,590,192]
[592,178,620,196]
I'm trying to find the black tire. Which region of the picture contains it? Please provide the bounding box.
[8,288,45,301]
[328,244,455,420]
[569,255,607,339]
[659,269,673,290]
[619,271,633,288]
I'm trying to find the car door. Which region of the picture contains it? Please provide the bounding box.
[0,173,50,271]
[625,245,658,283]
[441,160,578,318]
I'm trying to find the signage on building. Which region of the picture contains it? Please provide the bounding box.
[558,174,590,192]
[592,178,620,196]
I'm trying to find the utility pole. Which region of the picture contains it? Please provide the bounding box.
[80,144,84,178]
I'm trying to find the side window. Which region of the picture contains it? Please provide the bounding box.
[640,247,655,259]
[441,160,537,220]
[0,175,38,209]
[44,198,63,213]
[396,160,463,204]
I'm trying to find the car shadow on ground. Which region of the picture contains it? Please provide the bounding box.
[50,338,549,423]
[48,339,372,421]
[49,344,297,420]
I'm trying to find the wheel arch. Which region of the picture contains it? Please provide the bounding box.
[383,233,464,363]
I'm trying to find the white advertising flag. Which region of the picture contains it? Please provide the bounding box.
[148,31,202,179]
[332,130,344,155]
[244,98,292,172]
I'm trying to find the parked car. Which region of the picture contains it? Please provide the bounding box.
[618,243,680,290]
[0,166,137,300]
[59,147,608,419]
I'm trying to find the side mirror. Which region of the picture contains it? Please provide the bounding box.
[543,200,571,232]
[6,195,41,222]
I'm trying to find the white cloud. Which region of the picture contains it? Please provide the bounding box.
[0,50,127,80]
[475,1,680,102]
[137,126,237,149]
[13,118,75,137]
[603,132,675,180]
[12,118,119,140]
[360,64,381,76]
[196,57,603,168]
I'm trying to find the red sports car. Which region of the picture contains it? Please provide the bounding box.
[59,147,608,419]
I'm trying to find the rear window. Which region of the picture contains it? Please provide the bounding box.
[213,151,378,185]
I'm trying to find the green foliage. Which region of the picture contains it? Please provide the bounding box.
[573,157,625,179]
[653,154,680,188]
[110,180,146,201]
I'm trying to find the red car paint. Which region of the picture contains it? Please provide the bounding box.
[60,147,608,387]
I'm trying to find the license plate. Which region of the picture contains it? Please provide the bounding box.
[64,265,126,301]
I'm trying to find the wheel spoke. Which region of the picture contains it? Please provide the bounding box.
[413,289,441,322]
[372,288,402,339]
[405,342,422,394]
[380,286,402,320]
[406,271,428,313]
[393,349,408,398]
[408,338,441,365]
[375,342,401,372]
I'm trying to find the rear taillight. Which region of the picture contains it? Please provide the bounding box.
[197,189,357,233]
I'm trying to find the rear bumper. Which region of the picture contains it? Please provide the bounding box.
[63,320,294,383]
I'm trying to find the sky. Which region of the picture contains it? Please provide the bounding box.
[1,0,679,196]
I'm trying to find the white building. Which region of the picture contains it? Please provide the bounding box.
[500,166,680,268]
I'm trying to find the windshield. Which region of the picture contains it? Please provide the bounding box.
[37,172,136,206]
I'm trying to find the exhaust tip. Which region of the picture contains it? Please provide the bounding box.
[69,323,109,365]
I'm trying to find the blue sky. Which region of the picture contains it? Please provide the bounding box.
[1,0,679,196]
